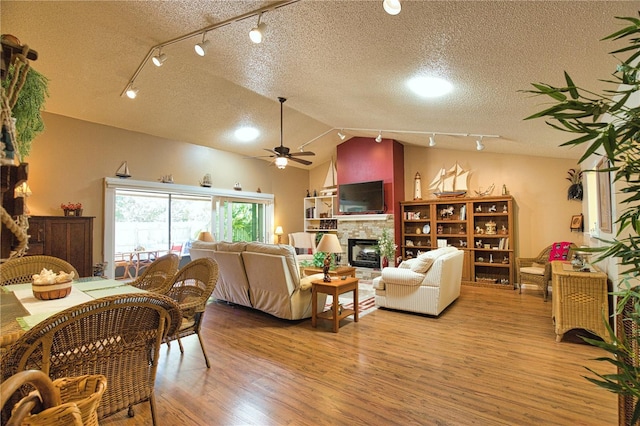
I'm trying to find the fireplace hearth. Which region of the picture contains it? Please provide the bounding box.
[348,239,380,268]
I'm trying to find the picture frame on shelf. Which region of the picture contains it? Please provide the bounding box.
[570,214,584,232]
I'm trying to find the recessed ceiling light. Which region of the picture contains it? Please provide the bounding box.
[235,126,259,142]
[407,76,453,98]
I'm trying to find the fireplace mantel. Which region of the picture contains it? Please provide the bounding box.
[336,214,392,221]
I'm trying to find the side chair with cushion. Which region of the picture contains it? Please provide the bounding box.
[162,257,219,368]
[0,293,181,426]
[516,242,577,301]
[129,252,180,292]
[288,232,317,262]
[0,256,80,286]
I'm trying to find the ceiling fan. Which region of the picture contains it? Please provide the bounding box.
[259,97,315,169]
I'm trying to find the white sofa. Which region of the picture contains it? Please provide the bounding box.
[372,247,464,316]
[287,232,317,262]
[189,240,326,320]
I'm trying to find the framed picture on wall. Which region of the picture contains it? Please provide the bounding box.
[570,214,584,231]
[597,157,613,233]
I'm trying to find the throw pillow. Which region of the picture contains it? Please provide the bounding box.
[549,241,572,261]
[410,253,435,274]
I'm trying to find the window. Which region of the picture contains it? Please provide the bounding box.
[104,178,274,278]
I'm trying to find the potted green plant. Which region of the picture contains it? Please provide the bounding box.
[376,227,397,268]
[524,15,640,424]
[1,62,49,160]
[566,168,583,200]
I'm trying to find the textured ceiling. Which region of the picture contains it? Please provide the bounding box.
[2,1,639,169]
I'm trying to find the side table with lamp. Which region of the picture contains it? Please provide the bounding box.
[311,234,360,332]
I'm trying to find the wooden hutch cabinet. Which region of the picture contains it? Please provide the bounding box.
[400,196,515,288]
[25,216,94,278]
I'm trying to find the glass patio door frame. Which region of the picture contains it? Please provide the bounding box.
[104,177,274,279]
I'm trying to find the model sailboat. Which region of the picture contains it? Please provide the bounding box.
[429,162,469,197]
[115,161,131,178]
[320,159,338,195]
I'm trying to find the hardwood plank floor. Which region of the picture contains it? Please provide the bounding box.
[101,285,617,425]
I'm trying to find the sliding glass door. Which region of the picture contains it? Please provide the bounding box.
[104,178,274,278]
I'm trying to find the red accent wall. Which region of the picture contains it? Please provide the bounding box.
[336,137,404,257]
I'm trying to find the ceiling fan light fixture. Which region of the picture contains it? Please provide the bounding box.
[383,0,401,15]
[195,34,210,56]
[275,156,288,169]
[476,137,485,151]
[375,131,382,143]
[428,134,436,147]
[249,13,266,44]
[125,85,139,99]
[151,50,167,67]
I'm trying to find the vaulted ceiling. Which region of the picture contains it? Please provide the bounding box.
[2,1,638,168]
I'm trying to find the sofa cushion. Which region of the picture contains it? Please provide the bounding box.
[245,242,300,282]
[217,241,247,252]
[190,240,218,251]
[381,268,424,286]
[410,247,458,273]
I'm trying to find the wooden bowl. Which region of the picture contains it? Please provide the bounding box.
[32,280,73,300]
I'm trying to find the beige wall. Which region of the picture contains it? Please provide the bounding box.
[309,143,584,258]
[22,114,585,268]
[23,113,308,266]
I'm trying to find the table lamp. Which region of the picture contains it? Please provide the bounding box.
[316,233,342,282]
[197,231,214,242]
[275,226,284,244]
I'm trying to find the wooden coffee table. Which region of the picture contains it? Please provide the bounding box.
[311,276,359,333]
[303,265,356,278]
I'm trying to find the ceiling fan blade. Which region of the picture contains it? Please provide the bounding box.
[288,156,313,166]
[289,151,315,157]
[264,148,278,155]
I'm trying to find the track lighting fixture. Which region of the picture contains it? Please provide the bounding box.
[428,134,436,147]
[249,13,266,44]
[383,0,402,15]
[375,131,382,143]
[151,49,167,67]
[275,156,288,169]
[338,130,346,140]
[476,137,485,151]
[194,33,210,56]
[125,85,139,99]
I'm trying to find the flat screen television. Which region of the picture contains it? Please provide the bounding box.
[338,180,385,214]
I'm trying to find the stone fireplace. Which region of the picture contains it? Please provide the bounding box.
[335,215,395,279]
[348,239,380,268]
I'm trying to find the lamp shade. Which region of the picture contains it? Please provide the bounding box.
[274,226,283,235]
[316,234,342,254]
[197,231,214,242]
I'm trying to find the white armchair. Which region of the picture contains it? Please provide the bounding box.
[372,247,463,316]
[288,232,317,262]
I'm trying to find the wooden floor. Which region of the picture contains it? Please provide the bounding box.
[101,285,617,425]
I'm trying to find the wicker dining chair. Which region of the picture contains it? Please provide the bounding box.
[162,257,218,368]
[516,243,577,301]
[0,256,80,286]
[129,253,179,292]
[0,293,181,426]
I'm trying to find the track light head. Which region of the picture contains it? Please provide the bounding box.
[249,13,266,43]
[275,156,288,169]
[338,130,346,140]
[125,85,139,99]
[151,51,167,67]
[195,34,210,56]
[375,131,382,143]
[428,134,436,147]
[476,137,485,151]
[383,0,402,15]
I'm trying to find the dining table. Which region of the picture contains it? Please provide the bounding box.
[0,277,147,349]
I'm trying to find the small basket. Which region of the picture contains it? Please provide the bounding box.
[32,280,73,300]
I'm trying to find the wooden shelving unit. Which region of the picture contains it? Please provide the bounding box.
[400,196,515,288]
[303,195,337,232]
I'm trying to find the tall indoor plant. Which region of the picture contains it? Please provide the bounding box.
[524,14,640,424]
